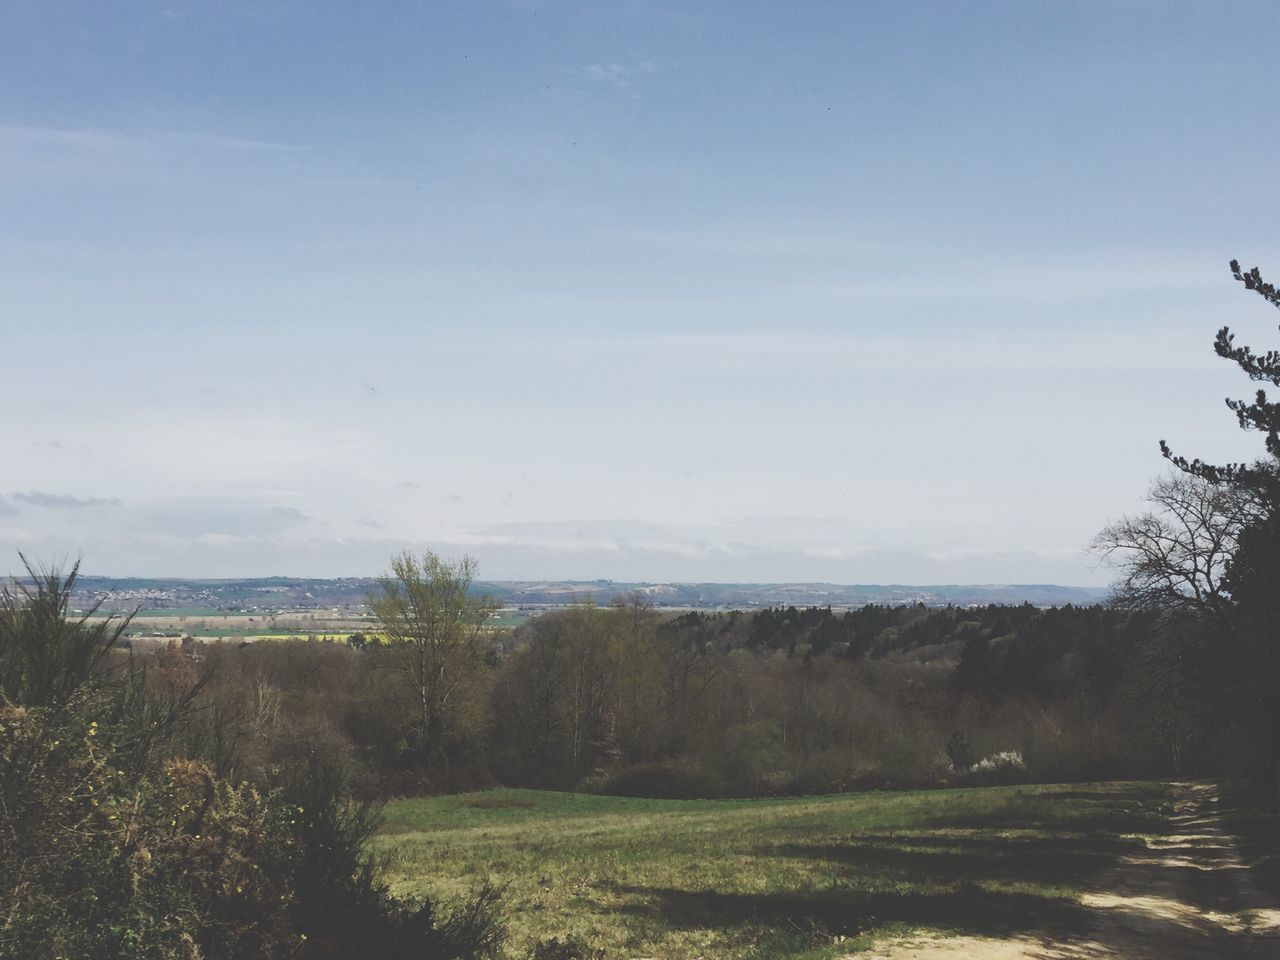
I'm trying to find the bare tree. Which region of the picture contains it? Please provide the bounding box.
[1093,471,1261,620]
[1094,470,1278,777]
[368,552,497,766]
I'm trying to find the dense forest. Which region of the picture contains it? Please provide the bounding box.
[110,589,1243,807]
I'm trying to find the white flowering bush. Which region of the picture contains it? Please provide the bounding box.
[971,750,1026,773]
[961,750,1028,785]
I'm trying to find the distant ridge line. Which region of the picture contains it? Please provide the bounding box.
[34,576,1111,612]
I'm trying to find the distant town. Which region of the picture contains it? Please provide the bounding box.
[47,575,1107,617]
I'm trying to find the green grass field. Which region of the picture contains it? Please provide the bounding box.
[490,611,530,629]
[86,607,234,618]
[182,631,355,640]
[378,781,1170,959]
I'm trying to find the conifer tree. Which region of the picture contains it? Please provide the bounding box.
[1160,260,1280,796]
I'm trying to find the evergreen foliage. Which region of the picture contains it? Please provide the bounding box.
[1148,259,1280,796]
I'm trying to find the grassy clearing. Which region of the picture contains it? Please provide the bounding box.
[378,781,1170,959]
[123,607,234,618]
[185,631,356,640]
[489,611,529,629]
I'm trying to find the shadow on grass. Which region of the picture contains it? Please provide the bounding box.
[1219,786,1280,900]
[767,834,1132,890]
[608,783,1181,953]
[758,782,1165,892]
[610,882,1095,940]
[609,880,1249,960]
[932,784,1171,835]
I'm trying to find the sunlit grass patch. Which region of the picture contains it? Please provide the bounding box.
[378,781,1168,959]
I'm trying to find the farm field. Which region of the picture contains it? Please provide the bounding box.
[377,782,1173,959]
[85,607,528,641]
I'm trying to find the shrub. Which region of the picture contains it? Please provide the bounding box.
[593,761,725,799]
[960,750,1029,786]
[0,701,298,959]
[945,731,974,771]
[709,720,788,794]
[0,565,509,960]
[784,748,875,795]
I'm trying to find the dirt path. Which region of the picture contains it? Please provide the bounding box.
[857,783,1280,960]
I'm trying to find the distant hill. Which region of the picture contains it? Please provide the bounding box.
[479,581,1108,608]
[45,576,1110,613]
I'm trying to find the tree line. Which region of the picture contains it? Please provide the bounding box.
[121,583,1236,803]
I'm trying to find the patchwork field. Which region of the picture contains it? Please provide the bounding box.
[378,782,1172,959]
[89,607,528,641]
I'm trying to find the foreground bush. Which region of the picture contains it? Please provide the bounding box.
[0,701,507,959]
[0,701,294,957]
[0,562,506,960]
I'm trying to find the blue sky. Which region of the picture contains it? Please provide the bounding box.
[2,0,1278,583]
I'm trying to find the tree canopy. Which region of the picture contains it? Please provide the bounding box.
[1161,260,1280,488]
[368,551,498,767]
[1148,259,1280,796]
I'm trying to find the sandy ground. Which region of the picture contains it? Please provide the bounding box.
[855,783,1280,960]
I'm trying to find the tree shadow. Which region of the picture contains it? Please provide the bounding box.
[606,881,1234,958]
[603,783,1261,956]
[765,834,1133,889]
[1218,792,1280,900]
[604,816,1121,948]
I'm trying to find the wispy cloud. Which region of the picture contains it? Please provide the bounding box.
[453,519,834,563]
[0,123,306,189]
[0,123,296,155]
[0,497,17,517]
[269,505,311,523]
[11,491,120,510]
[577,61,657,86]
[487,324,1221,375]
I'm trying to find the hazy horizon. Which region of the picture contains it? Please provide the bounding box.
[4,2,1276,584]
[39,567,1112,591]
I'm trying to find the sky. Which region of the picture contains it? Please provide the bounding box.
[2,0,1279,584]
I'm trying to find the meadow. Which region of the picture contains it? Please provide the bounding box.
[378,781,1170,959]
[91,607,529,641]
